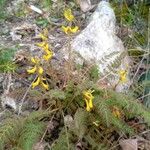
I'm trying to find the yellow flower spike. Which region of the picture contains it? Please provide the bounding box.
[85,99,91,112]
[41,79,49,90]
[64,9,74,22]
[32,77,40,89]
[27,66,37,74]
[38,66,44,75]
[38,33,48,41]
[118,70,127,83]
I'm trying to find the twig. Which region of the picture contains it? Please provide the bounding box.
[40,114,55,143]
[18,76,37,115]
[3,73,12,95]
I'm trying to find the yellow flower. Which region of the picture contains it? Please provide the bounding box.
[36,42,47,48]
[64,9,74,22]
[27,66,37,74]
[32,77,49,90]
[41,78,49,90]
[43,50,53,61]
[43,44,50,53]
[83,90,94,112]
[118,70,127,83]
[31,57,40,64]
[38,33,48,41]
[112,106,121,118]
[36,42,53,59]
[85,99,90,112]
[62,26,79,34]
[32,77,40,89]
[38,66,44,74]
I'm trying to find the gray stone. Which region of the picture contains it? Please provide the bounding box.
[71,1,130,91]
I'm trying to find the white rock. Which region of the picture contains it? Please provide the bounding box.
[71,1,130,91]
[1,94,17,111]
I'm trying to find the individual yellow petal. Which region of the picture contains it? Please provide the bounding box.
[31,57,40,64]
[27,66,37,74]
[43,44,50,53]
[89,98,93,108]
[62,26,69,34]
[70,26,79,33]
[31,57,36,64]
[83,90,94,101]
[85,99,91,112]
[32,77,40,89]
[41,80,49,90]
[62,26,79,34]
[38,66,44,74]
[38,33,48,41]
[36,42,46,48]
[43,51,53,61]
[43,54,52,61]
[64,9,74,22]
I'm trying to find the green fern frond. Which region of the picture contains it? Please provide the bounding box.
[18,121,45,150]
[103,90,150,125]
[0,47,17,72]
[74,109,88,138]
[0,117,24,150]
[84,134,108,150]
[26,110,53,122]
[51,128,75,150]
[94,96,134,135]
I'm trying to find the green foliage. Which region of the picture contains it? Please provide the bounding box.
[74,109,88,138]
[52,129,75,150]
[36,18,49,28]
[89,65,99,81]
[43,0,52,8]
[0,118,24,150]
[0,47,17,72]
[0,0,8,21]
[18,121,45,150]
[0,110,51,149]
[47,89,66,100]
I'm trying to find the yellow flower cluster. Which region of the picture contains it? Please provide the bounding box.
[112,106,121,118]
[36,32,53,61]
[83,90,94,112]
[62,9,79,35]
[27,57,49,90]
[27,31,53,90]
[118,69,127,83]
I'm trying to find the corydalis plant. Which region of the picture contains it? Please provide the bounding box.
[27,30,53,90]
